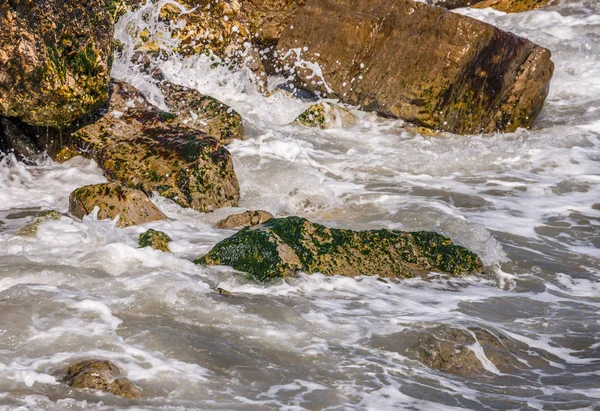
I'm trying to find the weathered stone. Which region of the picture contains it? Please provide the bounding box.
[0,0,113,127]
[157,80,244,145]
[242,0,307,46]
[59,80,239,212]
[64,359,141,399]
[197,216,484,282]
[427,0,550,13]
[294,102,357,129]
[138,229,172,252]
[275,0,554,134]
[0,117,41,161]
[15,210,61,237]
[215,210,274,229]
[69,183,167,227]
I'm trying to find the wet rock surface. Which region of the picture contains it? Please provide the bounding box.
[215,210,274,229]
[138,229,172,252]
[64,359,141,399]
[69,182,167,227]
[0,0,113,127]
[198,216,484,281]
[276,0,554,134]
[427,0,550,12]
[58,80,239,213]
[15,210,61,237]
[294,102,357,129]
[0,117,41,161]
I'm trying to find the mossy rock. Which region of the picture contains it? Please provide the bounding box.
[0,0,113,127]
[138,229,172,252]
[64,359,140,399]
[294,102,357,130]
[15,210,61,237]
[196,216,484,282]
[69,182,166,227]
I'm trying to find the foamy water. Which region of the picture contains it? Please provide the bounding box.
[0,0,599,409]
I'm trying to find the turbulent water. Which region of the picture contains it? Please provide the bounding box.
[1,0,599,409]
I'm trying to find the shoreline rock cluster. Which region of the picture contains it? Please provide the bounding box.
[0,0,556,398]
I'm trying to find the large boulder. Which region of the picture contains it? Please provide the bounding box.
[242,0,307,46]
[197,216,484,281]
[0,0,113,128]
[64,359,141,399]
[70,183,167,227]
[57,80,239,213]
[275,0,554,134]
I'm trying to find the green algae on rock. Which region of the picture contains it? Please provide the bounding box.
[0,0,113,128]
[69,182,166,227]
[64,359,141,399]
[138,229,172,252]
[15,210,62,237]
[197,217,484,282]
[294,102,357,130]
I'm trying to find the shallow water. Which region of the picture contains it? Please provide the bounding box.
[1,0,599,409]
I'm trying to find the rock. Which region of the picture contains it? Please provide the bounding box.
[0,117,41,161]
[275,0,554,134]
[59,80,239,213]
[0,0,113,127]
[293,102,357,129]
[197,216,484,282]
[215,210,274,229]
[156,80,244,145]
[138,229,172,252]
[69,183,167,227]
[426,0,550,13]
[242,0,307,46]
[64,359,141,399]
[15,210,61,237]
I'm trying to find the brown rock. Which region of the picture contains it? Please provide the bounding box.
[69,182,167,227]
[427,0,551,13]
[243,0,307,46]
[275,0,554,134]
[64,359,141,399]
[59,80,239,213]
[0,0,113,127]
[215,210,274,229]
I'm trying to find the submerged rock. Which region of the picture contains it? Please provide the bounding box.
[60,80,239,213]
[15,210,61,237]
[294,102,357,129]
[215,210,274,229]
[0,0,113,127]
[64,359,141,399]
[0,117,41,161]
[69,183,166,227]
[276,0,554,134]
[197,216,484,281]
[138,229,172,252]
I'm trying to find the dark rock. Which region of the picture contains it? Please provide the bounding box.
[197,216,484,282]
[69,182,167,227]
[64,359,141,399]
[0,117,41,161]
[275,0,554,134]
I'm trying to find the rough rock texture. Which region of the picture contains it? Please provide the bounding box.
[242,0,307,46]
[138,229,172,252]
[157,80,244,145]
[197,216,484,281]
[427,0,550,12]
[15,210,61,237]
[276,0,554,134]
[0,117,41,161]
[64,359,141,399]
[69,183,167,227]
[294,102,357,129]
[215,210,274,229]
[0,0,113,127]
[60,80,239,212]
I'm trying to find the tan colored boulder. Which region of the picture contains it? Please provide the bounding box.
[15,210,61,237]
[293,102,357,129]
[64,359,141,399]
[59,80,239,213]
[242,0,307,46]
[0,0,113,127]
[215,210,274,229]
[472,0,550,12]
[138,229,172,252]
[197,216,484,282]
[69,183,167,227]
[276,0,554,134]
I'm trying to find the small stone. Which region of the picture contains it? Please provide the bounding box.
[15,210,61,237]
[215,210,274,229]
[69,182,166,227]
[138,229,172,252]
[64,359,141,399]
[293,102,357,130]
